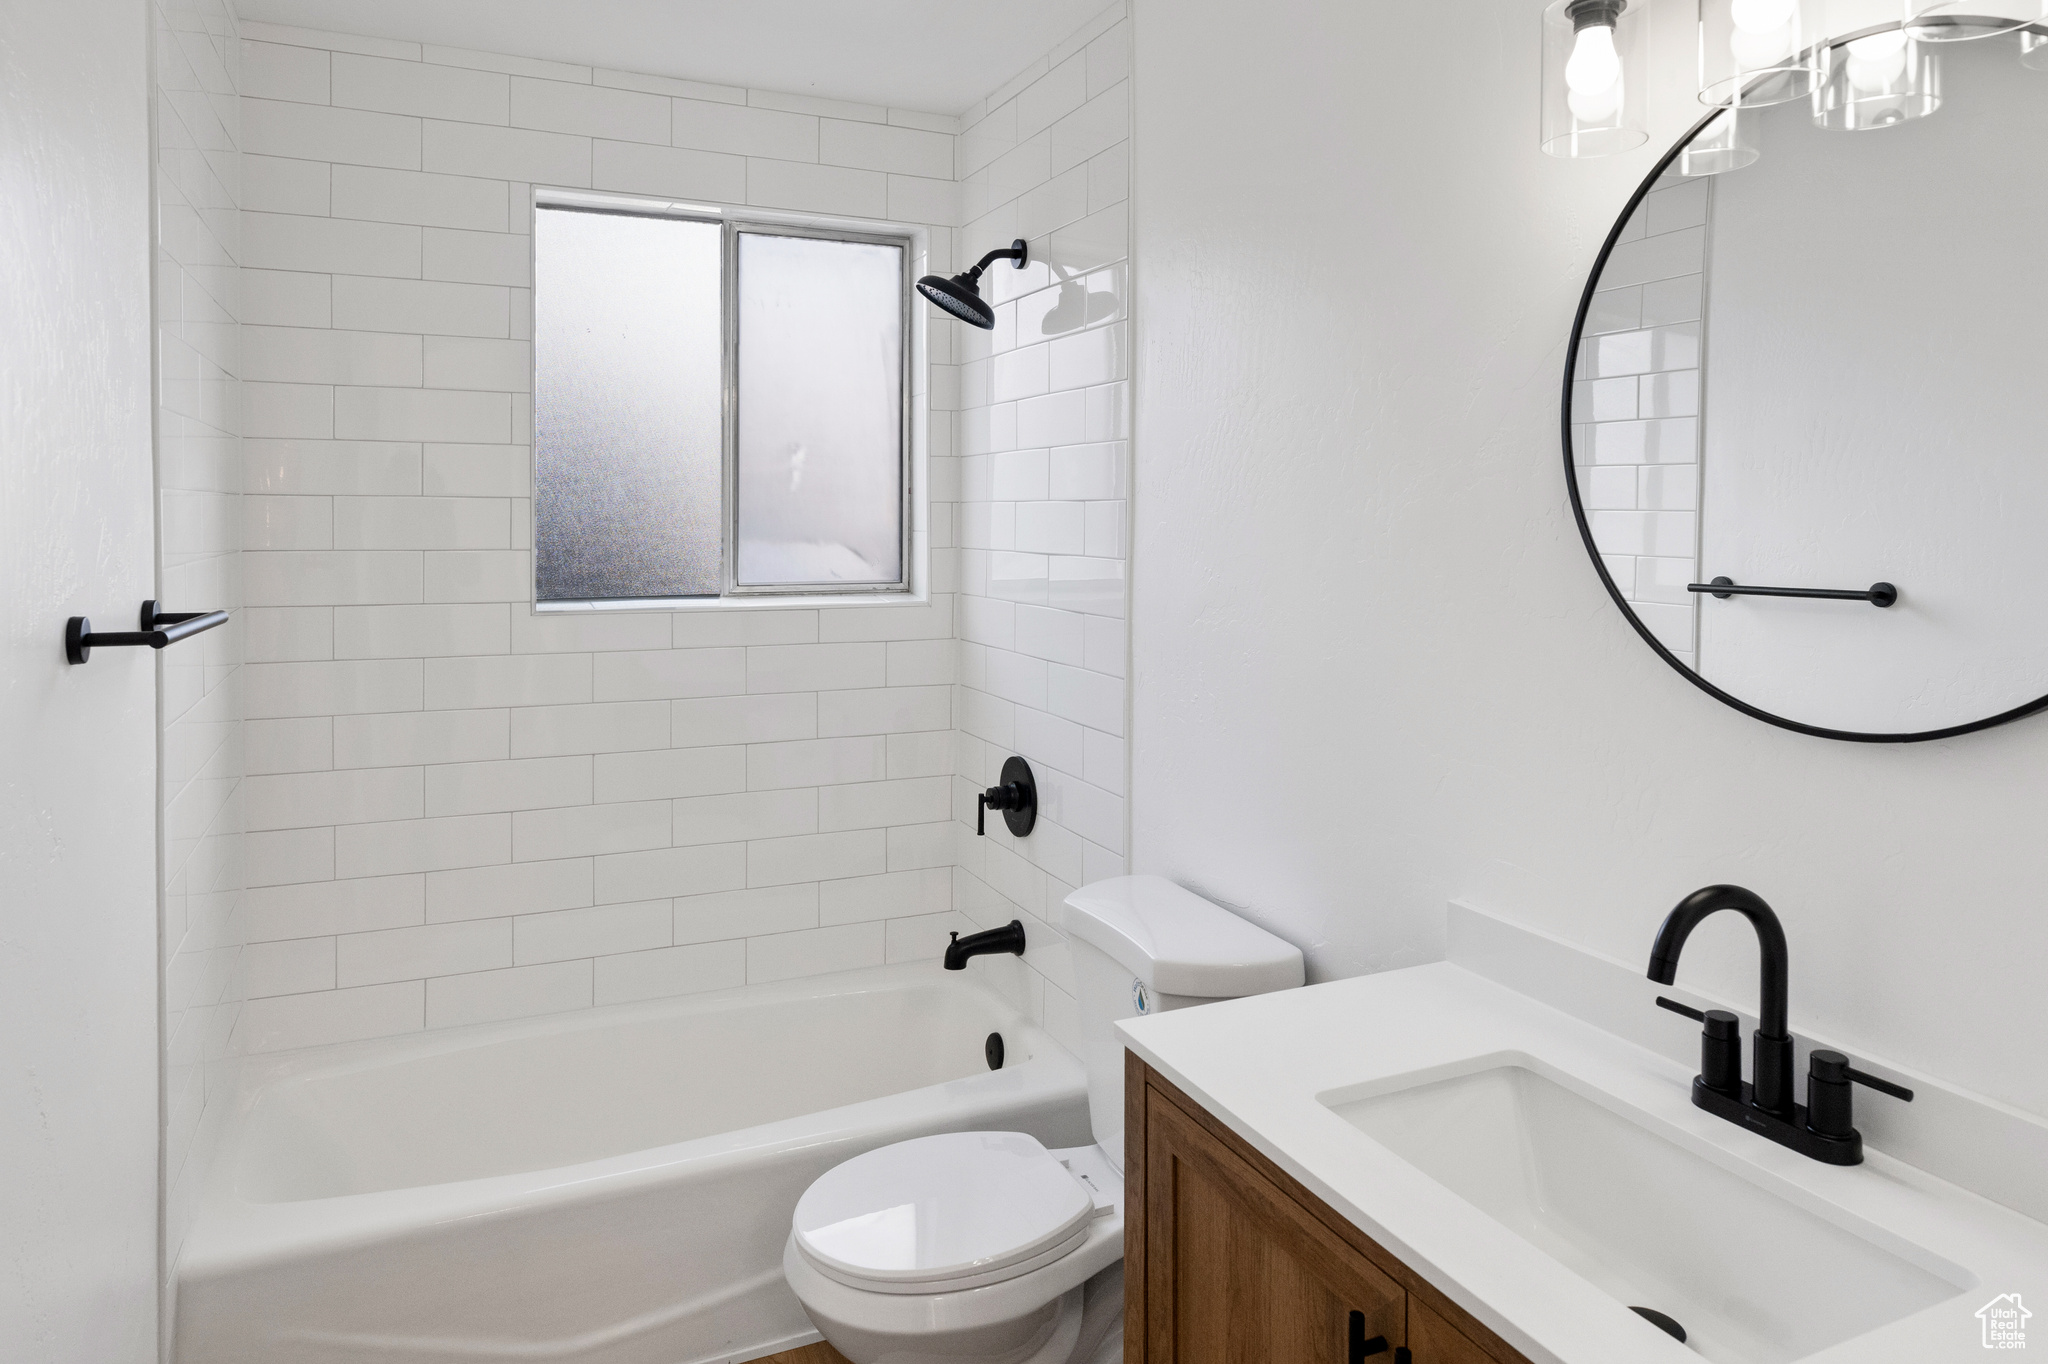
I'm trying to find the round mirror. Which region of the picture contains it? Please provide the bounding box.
[1564,28,2048,741]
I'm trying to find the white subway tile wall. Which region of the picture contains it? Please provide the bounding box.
[1573,173,1707,669]
[157,0,245,1292]
[229,10,1127,1061]
[949,4,1131,1054]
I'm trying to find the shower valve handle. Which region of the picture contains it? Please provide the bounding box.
[978,783,1023,833]
[975,756,1037,838]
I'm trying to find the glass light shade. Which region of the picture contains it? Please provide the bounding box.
[1699,0,1822,106]
[1905,0,2045,41]
[1681,104,1763,173]
[2022,27,2048,65]
[1814,27,1942,127]
[1543,0,1651,157]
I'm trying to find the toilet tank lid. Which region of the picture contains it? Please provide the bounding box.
[1060,875,1304,998]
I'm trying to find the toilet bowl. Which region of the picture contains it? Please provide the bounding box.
[783,1134,1124,1364]
[782,876,1305,1364]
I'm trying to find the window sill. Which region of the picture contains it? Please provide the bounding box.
[534,590,930,614]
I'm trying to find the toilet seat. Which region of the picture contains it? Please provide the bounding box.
[792,1132,1096,1294]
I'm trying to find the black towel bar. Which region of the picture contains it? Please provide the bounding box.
[66,600,228,664]
[1687,576,1897,608]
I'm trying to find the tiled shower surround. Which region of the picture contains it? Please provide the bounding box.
[156,0,245,1283]
[948,11,1132,1040]
[225,8,1130,1060]
[1572,173,1706,670]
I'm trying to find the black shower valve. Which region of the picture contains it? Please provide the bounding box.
[977,755,1037,837]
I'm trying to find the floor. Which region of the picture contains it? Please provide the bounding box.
[755,1342,853,1364]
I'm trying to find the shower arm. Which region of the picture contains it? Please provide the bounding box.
[963,243,1027,282]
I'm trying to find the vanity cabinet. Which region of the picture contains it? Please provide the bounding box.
[1126,1055,1530,1364]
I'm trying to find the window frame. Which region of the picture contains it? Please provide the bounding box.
[529,187,926,613]
[723,221,914,599]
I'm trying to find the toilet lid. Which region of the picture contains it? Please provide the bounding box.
[792,1132,1094,1291]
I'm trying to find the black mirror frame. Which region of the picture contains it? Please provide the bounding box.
[1561,108,2048,745]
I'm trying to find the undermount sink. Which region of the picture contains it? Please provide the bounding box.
[1320,1056,1970,1363]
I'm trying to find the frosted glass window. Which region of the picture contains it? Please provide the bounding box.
[534,207,724,601]
[734,232,905,588]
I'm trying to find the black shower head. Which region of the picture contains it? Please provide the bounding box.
[915,238,1028,330]
[916,272,996,328]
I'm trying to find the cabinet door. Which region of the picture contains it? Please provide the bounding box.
[1145,1089,1405,1363]
[1407,1298,1498,1364]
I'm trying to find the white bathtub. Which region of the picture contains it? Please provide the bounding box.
[176,962,1089,1364]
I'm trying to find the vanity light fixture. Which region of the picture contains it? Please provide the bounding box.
[1678,103,1762,173]
[1813,26,1942,129]
[1541,0,1649,157]
[1543,5,2041,172]
[1906,0,2047,42]
[1698,0,1822,107]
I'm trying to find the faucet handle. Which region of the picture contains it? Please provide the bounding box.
[1655,995,1740,1038]
[1855,1070,1913,1101]
[1656,996,1743,1097]
[1810,1050,1914,1101]
[1807,1049,1912,1141]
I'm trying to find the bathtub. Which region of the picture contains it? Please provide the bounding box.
[176,962,1089,1364]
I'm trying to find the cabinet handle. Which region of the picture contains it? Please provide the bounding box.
[1395,1350,1412,1364]
[1348,1310,1389,1360]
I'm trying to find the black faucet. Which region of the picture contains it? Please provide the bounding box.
[944,919,1026,970]
[1650,885,1794,1114]
[1648,885,1911,1165]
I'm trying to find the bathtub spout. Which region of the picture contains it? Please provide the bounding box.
[944,920,1026,970]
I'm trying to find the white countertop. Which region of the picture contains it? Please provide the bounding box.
[1117,961,2048,1364]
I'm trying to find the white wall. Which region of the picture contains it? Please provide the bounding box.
[1129,0,2048,1123]
[229,21,969,1053]
[0,0,162,1358]
[949,4,1132,1058]
[155,0,246,1294]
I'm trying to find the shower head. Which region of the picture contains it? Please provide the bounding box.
[916,273,996,328]
[915,238,1027,330]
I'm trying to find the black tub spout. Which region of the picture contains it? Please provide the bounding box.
[944,920,1026,970]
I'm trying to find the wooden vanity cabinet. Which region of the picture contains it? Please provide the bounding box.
[1125,1055,1531,1364]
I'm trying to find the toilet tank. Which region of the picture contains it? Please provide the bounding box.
[1059,876,1304,1168]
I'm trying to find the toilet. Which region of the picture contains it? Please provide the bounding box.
[782,875,1305,1364]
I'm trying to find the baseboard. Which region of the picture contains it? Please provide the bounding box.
[734,1339,847,1364]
